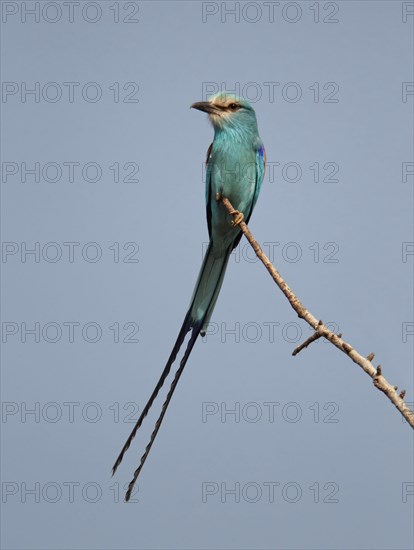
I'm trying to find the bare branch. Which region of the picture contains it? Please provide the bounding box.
[221,196,414,429]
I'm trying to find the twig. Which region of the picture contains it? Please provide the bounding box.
[221,196,414,428]
[292,320,324,356]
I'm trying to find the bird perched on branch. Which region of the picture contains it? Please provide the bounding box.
[112,91,266,501]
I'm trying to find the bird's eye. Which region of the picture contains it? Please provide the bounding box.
[229,103,240,111]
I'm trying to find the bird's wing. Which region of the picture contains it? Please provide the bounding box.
[252,144,266,212]
[232,144,266,250]
[205,143,213,238]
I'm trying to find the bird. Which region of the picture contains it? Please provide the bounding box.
[112,91,266,501]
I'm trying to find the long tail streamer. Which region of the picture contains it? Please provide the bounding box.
[112,241,233,501]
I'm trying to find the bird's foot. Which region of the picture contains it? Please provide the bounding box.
[230,210,244,226]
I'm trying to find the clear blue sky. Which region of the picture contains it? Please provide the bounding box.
[1,1,413,549]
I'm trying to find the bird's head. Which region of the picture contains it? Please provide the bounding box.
[191,92,259,137]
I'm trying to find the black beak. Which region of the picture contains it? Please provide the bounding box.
[191,101,218,115]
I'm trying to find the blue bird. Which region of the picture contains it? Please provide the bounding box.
[112,92,266,500]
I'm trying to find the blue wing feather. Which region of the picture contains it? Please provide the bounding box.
[253,145,266,210]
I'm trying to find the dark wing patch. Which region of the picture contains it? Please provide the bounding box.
[231,145,266,251]
[205,143,213,239]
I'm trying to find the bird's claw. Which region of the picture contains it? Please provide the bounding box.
[230,210,244,226]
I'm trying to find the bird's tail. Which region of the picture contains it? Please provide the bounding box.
[112,240,232,500]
